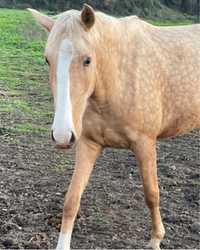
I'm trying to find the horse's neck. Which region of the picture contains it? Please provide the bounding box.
[93,17,141,107]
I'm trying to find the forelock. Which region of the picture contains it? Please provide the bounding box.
[56,10,82,35]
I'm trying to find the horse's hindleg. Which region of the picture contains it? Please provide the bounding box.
[56,138,102,250]
[133,136,165,250]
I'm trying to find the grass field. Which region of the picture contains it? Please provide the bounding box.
[0,9,50,136]
[0,8,199,250]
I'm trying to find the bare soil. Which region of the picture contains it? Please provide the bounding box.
[0,120,199,249]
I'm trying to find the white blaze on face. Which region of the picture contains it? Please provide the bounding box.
[52,39,74,145]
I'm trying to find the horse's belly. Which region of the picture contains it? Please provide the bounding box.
[159,112,200,138]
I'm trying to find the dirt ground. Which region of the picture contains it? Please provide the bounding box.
[0,119,199,249]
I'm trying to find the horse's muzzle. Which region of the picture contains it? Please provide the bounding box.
[51,130,75,149]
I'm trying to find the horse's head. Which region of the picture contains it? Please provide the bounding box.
[29,4,97,148]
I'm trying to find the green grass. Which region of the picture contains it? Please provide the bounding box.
[149,19,193,26]
[0,9,51,136]
[0,9,194,136]
[0,9,47,87]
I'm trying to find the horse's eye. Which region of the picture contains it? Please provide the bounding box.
[83,57,91,67]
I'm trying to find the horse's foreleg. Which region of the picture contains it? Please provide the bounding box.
[56,138,102,250]
[133,136,165,250]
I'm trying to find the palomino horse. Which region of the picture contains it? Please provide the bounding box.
[28,4,200,250]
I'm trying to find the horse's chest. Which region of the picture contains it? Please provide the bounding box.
[102,127,129,148]
[83,110,129,148]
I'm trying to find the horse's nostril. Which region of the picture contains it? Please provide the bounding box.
[51,130,55,142]
[70,132,75,144]
[51,130,75,146]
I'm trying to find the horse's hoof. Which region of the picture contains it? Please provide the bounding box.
[146,238,161,250]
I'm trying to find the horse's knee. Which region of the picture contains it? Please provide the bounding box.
[63,194,80,220]
[145,189,160,209]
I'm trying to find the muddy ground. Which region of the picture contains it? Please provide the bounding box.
[0,118,199,249]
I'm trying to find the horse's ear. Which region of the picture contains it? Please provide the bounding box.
[27,8,54,32]
[81,4,95,29]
